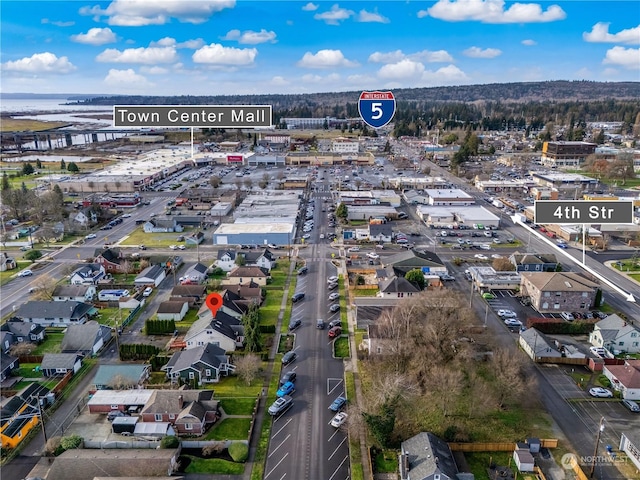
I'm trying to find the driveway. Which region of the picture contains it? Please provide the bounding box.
[538,364,588,400]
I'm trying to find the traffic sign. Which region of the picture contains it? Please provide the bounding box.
[358,91,396,128]
[534,200,633,225]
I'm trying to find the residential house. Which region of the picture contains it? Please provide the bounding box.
[369,223,393,243]
[52,284,96,302]
[157,301,189,322]
[224,266,270,286]
[520,271,599,313]
[69,263,106,285]
[15,301,95,327]
[40,353,83,377]
[589,314,640,354]
[365,323,400,356]
[603,360,640,400]
[139,390,220,436]
[0,331,15,354]
[180,263,208,285]
[399,432,459,480]
[0,319,46,344]
[377,276,420,299]
[162,343,234,385]
[134,264,167,287]
[143,218,183,233]
[44,448,181,480]
[509,252,559,272]
[236,284,264,305]
[93,248,124,274]
[519,328,562,361]
[170,285,208,305]
[620,432,640,471]
[87,389,154,414]
[92,364,151,390]
[215,249,237,272]
[0,252,17,272]
[0,384,51,449]
[71,208,97,227]
[185,312,244,352]
[218,289,254,318]
[61,320,112,356]
[383,250,446,277]
[241,248,277,271]
[0,352,19,382]
[186,231,205,245]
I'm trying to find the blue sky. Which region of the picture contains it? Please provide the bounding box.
[1,0,638,96]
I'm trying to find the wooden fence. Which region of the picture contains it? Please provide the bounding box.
[18,354,44,363]
[535,357,588,366]
[448,439,558,452]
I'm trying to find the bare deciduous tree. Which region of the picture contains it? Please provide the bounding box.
[490,348,532,408]
[234,354,261,386]
[10,342,36,356]
[108,374,136,390]
[492,257,515,271]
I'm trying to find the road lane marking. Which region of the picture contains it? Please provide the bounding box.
[264,452,289,479]
[327,454,350,480]
[328,436,347,461]
[268,434,291,458]
[272,418,292,438]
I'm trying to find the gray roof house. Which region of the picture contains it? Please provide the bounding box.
[69,263,106,285]
[589,314,640,354]
[40,353,83,377]
[369,223,393,243]
[185,312,244,352]
[92,364,151,390]
[157,301,189,322]
[241,248,277,271]
[52,284,96,302]
[399,432,459,480]
[162,343,234,385]
[377,276,421,299]
[171,284,208,304]
[1,319,46,344]
[383,250,446,276]
[140,390,219,436]
[509,252,559,272]
[215,249,237,272]
[143,218,184,233]
[15,301,95,327]
[1,352,19,382]
[180,263,208,285]
[186,231,205,245]
[519,328,562,361]
[134,264,167,287]
[61,320,112,356]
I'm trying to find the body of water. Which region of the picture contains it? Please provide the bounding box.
[1,97,111,114]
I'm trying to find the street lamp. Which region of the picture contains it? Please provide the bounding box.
[590,416,605,477]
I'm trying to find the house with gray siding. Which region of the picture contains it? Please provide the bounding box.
[399,432,458,480]
[520,272,598,314]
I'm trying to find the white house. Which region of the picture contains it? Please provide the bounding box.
[603,360,640,400]
[589,314,640,354]
[242,248,277,271]
[69,264,106,285]
[519,328,562,361]
[52,284,96,302]
[134,264,167,287]
[215,250,237,272]
[157,301,189,322]
[180,263,208,285]
[185,315,242,352]
[71,209,97,227]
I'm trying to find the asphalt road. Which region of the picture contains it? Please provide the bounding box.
[263,186,350,480]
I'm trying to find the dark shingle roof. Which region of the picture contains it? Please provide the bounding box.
[401,432,458,480]
[41,353,81,370]
[157,301,188,314]
[379,276,420,294]
[164,343,229,374]
[61,320,105,352]
[15,301,94,321]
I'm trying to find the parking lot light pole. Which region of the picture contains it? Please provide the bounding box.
[590,416,605,477]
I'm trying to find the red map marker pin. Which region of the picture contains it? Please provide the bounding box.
[205,292,223,318]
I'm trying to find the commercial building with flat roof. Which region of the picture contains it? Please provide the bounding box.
[416,205,500,228]
[531,172,597,190]
[541,141,597,168]
[213,222,295,246]
[425,188,474,206]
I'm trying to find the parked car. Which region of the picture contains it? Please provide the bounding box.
[107,410,128,421]
[590,346,607,358]
[497,309,517,318]
[330,412,348,428]
[288,319,302,331]
[143,287,153,297]
[589,387,613,398]
[292,292,305,303]
[280,371,297,386]
[297,266,308,275]
[481,292,496,300]
[328,326,342,338]
[268,395,293,416]
[622,399,640,412]
[504,319,523,328]
[85,233,97,239]
[276,381,295,398]
[366,252,380,259]
[327,282,338,290]
[281,351,297,365]
[328,320,342,329]
[560,312,575,321]
[329,303,340,313]
[347,247,360,253]
[329,396,347,412]
[328,292,339,301]
[327,275,338,283]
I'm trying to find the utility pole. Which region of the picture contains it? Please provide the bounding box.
[34,396,48,451]
[590,416,605,477]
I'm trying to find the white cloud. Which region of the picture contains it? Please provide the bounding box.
[96,46,178,64]
[521,39,537,46]
[369,49,453,64]
[2,52,76,74]
[104,68,154,88]
[297,49,358,68]
[222,29,277,44]
[583,22,640,45]
[377,59,467,85]
[41,18,75,27]
[463,46,502,58]
[423,0,566,24]
[192,43,257,65]
[314,4,354,25]
[140,65,169,74]
[71,27,117,45]
[270,76,290,86]
[150,37,205,49]
[301,73,323,83]
[422,64,468,84]
[357,9,389,23]
[378,59,425,81]
[301,2,318,11]
[80,0,235,26]
[602,46,640,69]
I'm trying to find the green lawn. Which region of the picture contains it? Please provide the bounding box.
[351,288,379,297]
[209,374,263,397]
[183,455,245,475]
[260,290,283,327]
[0,261,31,286]
[174,308,199,330]
[205,417,253,440]
[333,336,350,358]
[15,364,44,378]
[373,450,398,473]
[219,397,257,416]
[278,334,294,353]
[630,273,640,282]
[465,452,514,480]
[95,307,132,329]
[31,332,64,354]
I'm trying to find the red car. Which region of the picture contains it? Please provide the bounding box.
[328,326,342,338]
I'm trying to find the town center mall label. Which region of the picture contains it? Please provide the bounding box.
[113,105,272,128]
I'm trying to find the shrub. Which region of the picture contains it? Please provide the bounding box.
[228,441,249,463]
[202,441,226,456]
[45,436,63,456]
[60,434,82,451]
[598,375,611,388]
[24,250,43,262]
[160,435,179,449]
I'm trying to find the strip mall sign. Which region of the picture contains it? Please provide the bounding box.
[227,155,243,163]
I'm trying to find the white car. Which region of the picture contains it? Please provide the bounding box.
[589,387,613,398]
[474,254,488,260]
[497,309,517,318]
[169,245,178,250]
[491,254,503,259]
[122,214,132,218]
[178,245,185,250]
[330,412,348,428]
[347,246,360,252]
[85,233,97,239]
[327,275,338,283]
[18,269,33,277]
[504,318,523,328]
[302,234,311,239]
[590,346,607,358]
[366,252,380,259]
[319,233,325,239]
[329,292,340,301]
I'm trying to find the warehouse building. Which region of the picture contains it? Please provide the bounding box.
[212,223,295,246]
[416,205,500,228]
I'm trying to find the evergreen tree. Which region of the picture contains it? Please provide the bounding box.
[67,162,79,172]
[36,159,42,169]
[22,163,34,175]
[1,172,10,191]
[60,159,66,170]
